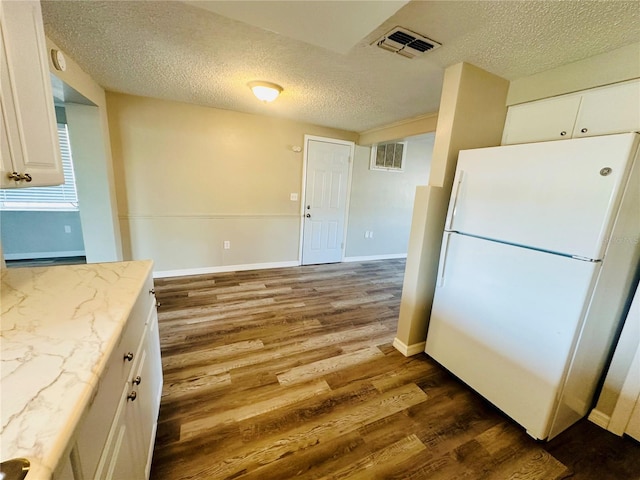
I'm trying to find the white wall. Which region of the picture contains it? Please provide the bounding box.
[345,134,433,259]
[66,104,121,263]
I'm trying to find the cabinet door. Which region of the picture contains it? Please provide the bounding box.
[573,80,640,138]
[0,0,63,188]
[95,383,145,480]
[130,307,163,479]
[502,95,581,145]
[53,452,75,480]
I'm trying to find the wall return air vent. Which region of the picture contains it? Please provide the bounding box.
[375,26,441,59]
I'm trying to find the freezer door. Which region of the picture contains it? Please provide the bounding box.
[447,133,638,260]
[426,233,600,440]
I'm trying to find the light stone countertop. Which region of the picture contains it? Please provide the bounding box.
[0,260,154,479]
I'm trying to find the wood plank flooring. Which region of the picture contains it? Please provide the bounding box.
[150,260,640,480]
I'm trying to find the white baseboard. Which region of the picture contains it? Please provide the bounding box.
[343,253,407,263]
[3,250,86,260]
[393,337,426,357]
[153,260,300,279]
[588,409,611,430]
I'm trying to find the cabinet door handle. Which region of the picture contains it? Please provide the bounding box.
[560,131,567,136]
[127,391,137,402]
[7,172,33,182]
[581,128,588,133]
[149,288,155,295]
[124,352,134,362]
[156,301,161,308]
[133,376,142,385]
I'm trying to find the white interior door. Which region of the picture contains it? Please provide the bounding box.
[302,137,352,265]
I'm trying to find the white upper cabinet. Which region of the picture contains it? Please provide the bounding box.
[573,81,640,138]
[501,95,581,145]
[502,79,640,145]
[0,0,63,188]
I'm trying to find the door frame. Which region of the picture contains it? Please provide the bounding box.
[298,134,355,265]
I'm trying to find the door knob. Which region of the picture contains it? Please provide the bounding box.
[306,213,311,218]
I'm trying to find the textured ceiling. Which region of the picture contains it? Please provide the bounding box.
[41,1,640,133]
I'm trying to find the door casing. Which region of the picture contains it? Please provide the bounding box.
[298,135,355,265]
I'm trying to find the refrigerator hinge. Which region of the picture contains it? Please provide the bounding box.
[571,255,600,262]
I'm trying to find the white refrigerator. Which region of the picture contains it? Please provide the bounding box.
[425,132,640,440]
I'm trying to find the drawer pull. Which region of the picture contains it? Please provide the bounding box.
[133,376,142,385]
[124,352,134,362]
[127,391,137,402]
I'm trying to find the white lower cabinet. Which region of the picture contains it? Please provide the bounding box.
[53,451,75,480]
[96,382,144,480]
[70,274,163,480]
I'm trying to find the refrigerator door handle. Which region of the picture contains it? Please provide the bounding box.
[439,233,452,287]
[446,171,465,231]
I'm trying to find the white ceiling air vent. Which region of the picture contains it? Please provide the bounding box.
[375,27,441,59]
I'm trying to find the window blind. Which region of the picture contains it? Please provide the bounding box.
[0,124,79,210]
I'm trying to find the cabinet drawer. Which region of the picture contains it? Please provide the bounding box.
[74,274,155,479]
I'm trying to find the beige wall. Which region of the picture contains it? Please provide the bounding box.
[507,42,640,105]
[106,92,357,273]
[358,113,438,146]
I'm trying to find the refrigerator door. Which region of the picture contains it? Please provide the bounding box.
[425,233,600,440]
[447,133,638,260]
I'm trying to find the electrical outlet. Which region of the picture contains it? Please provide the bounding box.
[223,240,231,249]
[370,231,374,238]
[64,225,71,234]
[290,193,298,201]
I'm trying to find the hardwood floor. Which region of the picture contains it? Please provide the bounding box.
[150,260,640,480]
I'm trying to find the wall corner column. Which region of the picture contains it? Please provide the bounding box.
[394,62,509,356]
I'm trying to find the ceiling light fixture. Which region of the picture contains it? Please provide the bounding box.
[248,81,283,103]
